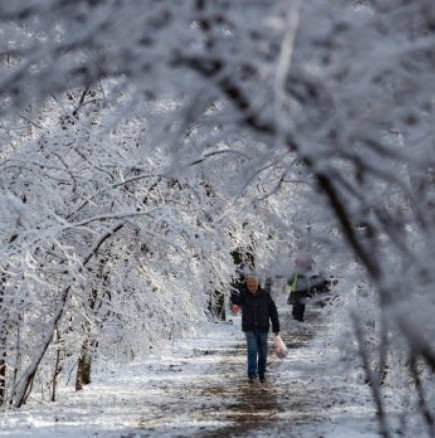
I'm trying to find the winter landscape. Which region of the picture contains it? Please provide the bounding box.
[0,303,406,438]
[2,1,435,437]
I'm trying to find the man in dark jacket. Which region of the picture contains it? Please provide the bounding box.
[231,276,280,384]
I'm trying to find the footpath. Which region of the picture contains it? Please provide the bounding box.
[0,305,381,438]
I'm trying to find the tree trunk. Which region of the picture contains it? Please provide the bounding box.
[13,223,124,408]
[352,312,391,438]
[0,273,8,406]
[0,342,6,406]
[409,354,435,438]
[75,261,106,391]
[76,338,92,391]
[207,290,226,321]
[50,329,63,402]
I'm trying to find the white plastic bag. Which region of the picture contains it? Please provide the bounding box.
[273,334,288,358]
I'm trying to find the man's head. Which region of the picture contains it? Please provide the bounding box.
[245,276,259,293]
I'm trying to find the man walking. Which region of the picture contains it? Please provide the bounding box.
[287,258,330,322]
[231,276,280,383]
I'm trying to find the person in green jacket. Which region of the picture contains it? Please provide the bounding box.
[287,258,330,322]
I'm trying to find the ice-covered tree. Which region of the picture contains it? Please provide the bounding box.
[2,1,435,434]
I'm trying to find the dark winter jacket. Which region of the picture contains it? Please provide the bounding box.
[231,286,280,333]
[287,273,330,304]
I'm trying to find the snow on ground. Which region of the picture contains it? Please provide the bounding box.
[0,299,402,438]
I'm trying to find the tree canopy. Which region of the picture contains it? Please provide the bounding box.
[1,1,435,430]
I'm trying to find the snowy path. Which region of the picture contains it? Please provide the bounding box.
[0,306,382,438]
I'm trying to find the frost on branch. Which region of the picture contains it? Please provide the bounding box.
[1,3,435,432]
